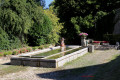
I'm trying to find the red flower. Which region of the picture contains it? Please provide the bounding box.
[93,41,100,43]
[102,41,109,43]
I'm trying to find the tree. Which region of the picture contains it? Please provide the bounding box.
[0,0,34,43]
[44,6,63,44]
[27,7,53,46]
[0,27,10,50]
[115,8,120,23]
[35,0,45,7]
[54,0,120,43]
[0,0,62,50]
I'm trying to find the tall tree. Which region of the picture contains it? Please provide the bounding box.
[35,0,45,7]
[54,0,120,44]
[0,0,61,50]
[0,0,34,43]
[44,6,63,44]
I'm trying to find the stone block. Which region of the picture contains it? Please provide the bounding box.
[11,59,22,65]
[88,45,94,53]
[57,61,65,67]
[40,61,56,68]
[22,60,40,67]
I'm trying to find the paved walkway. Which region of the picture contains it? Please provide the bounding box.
[0,49,120,80]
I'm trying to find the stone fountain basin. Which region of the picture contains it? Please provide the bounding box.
[11,45,88,68]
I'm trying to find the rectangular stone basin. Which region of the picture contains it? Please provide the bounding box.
[40,47,88,68]
[11,45,88,68]
[31,47,71,58]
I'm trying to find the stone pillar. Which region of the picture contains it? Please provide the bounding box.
[81,36,86,47]
[88,45,94,53]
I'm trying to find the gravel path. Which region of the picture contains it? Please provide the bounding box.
[0,49,120,80]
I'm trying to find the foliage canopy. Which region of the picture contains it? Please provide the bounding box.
[54,0,120,44]
[0,0,63,50]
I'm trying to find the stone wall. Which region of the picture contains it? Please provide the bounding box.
[41,47,88,68]
[11,46,88,68]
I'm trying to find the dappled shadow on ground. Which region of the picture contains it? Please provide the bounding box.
[37,65,99,80]
[36,53,120,80]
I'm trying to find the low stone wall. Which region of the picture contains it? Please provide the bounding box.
[11,46,88,68]
[40,47,88,68]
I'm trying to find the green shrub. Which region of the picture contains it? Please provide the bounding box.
[20,48,26,53]
[0,54,3,57]
[44,45,49,48]
[38,44,50,49]
[7,51,12,55]
[32,47,38,51]
[0,28,22,50]
[0,28,10,50]
[0,52,3,57]
[26,48,32,52]
[27,13,53,46]
[3,51,12,56]
[12,51,17,55]
[9,36,22,50]
[15,50,21,54]
[38,46,44,49]
[4,52,8,56]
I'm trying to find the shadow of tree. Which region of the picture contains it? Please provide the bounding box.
[36,54,120,80]
[2,62,10,65]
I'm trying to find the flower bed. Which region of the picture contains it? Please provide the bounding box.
[93,41,109,45]
[102,41,109,43]
[93,41,100,45]
[0,44,52,58]
[93,41,101,43]
[0,52,3,57]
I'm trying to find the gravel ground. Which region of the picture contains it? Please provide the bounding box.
[0,49,120,80]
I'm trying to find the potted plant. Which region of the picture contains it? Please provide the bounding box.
[79,32,88,38]
[79,32,88,46]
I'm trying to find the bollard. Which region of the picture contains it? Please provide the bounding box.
[88,45,94,53]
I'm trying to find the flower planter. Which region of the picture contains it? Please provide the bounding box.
[81,37,87,47]
[79,32,88,47]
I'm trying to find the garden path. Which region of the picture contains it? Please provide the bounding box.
[0,49,120,80]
